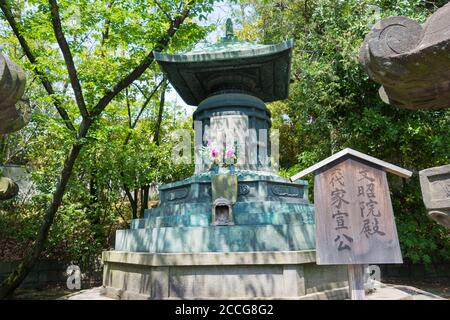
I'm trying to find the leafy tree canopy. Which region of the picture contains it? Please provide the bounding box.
[234,0,450,264]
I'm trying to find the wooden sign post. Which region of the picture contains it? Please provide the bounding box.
[291,148,413,300]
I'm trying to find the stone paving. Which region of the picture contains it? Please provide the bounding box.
[365,283,446,300]
[60,283,445,300]
[59,287,113,300]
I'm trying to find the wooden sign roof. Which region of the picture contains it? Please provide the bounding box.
[291,148,413,181]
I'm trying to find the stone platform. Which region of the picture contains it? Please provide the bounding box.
[101,250,349,300]
[114,171,316,253]
[103,171,348,299]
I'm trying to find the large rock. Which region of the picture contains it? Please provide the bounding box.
[0,53,30,134]
[0,54,26,107]
[359,3,450,109]
[0,99,31,135]
[0,176,19,200]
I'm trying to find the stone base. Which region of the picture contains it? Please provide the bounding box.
[101,250,349,300]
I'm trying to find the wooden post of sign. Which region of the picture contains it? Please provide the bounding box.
[348,264,365,300]
[290,148,413,300]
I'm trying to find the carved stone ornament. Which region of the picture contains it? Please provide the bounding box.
[166,188,189,201]
[419,164,450,228]
[0,53,30,134]
[0,176,19,200]
[359,3,450,109]
[238,184,250,195]
[271,185,302,198]
[211,197,234,226]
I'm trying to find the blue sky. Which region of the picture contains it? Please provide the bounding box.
[165,1,234,114]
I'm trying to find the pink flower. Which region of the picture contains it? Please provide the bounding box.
[211,148,219,158]
[226,149,235,158]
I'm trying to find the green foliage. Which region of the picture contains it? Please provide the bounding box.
[1,0,449,268]
[0,0,213,264]
[238,0,450,264]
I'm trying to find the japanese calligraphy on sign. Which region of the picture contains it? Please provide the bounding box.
[357,169,386,239]
[291,149,411,299]
[329,168,353,252]
[312,155,404,265]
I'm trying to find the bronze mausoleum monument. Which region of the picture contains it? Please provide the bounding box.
[101,20,349,300]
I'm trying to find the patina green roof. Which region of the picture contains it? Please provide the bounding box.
[154,19,293,106]
[156,39,293,63]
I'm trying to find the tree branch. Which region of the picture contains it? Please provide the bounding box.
[90,4,193,118]
[123,78,164,145]
[126,88,132,129]
[101,1,114,48]
[133,82,150,99]
[0,0,76,132]
[154,0,173,22]
[0,0,196,299]
[131,79,164,130]
[113,197,130,228]
[48,0,89,119]
[153,79,168,146]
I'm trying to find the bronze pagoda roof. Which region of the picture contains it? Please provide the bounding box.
[154,20,293,106]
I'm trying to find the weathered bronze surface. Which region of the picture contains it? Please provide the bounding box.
[154,19,293,105]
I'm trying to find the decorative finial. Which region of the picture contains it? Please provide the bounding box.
[225,18,234,38]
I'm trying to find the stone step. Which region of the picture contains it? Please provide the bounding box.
[143,201,313,218]
[132,214,210,229]
[132,210,314,229]
[115,224,316,253]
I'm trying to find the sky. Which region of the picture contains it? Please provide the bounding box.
[164,1,234,115]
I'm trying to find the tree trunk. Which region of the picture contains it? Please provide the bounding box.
[329,124,339,155]
[134,188,139,218]
[0,120,90,299]
[88,169,103,240]
[153,80,167,146]
[140,185,149,217]
[89,170,99,219]
[124,185,138,220]
[0,135,7,164]
[0,0,195,299]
